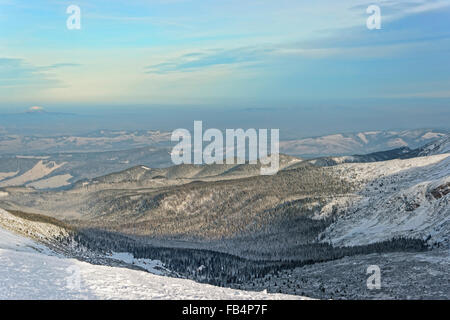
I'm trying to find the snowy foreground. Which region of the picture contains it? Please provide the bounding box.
[0,227,304,300]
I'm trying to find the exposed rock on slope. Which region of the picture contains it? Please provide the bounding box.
[323,153,450,248]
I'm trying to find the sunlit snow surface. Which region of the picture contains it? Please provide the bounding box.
[323,154,450,246]
[0,227,304,300]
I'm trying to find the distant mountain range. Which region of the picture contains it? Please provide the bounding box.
[280,129,448,157]
[0,129,448,190]
[0,129,171,154]
[0,127,447,157]
[2,133,448,257]
[0,132,448,299]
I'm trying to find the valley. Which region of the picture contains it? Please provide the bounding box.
[0,132,448,299]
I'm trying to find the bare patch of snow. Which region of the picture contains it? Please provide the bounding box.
[107,252,170,276]
[27,174,73,189]
[387,138,408,148]
[421,132,444,140]
[357,133,368,144]
[0,171,18,181]
[0,161,66,187]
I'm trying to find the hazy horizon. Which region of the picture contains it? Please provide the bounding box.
[1,0,450,134]
[0,102,448,138]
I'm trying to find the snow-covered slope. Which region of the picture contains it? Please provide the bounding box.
[0,211,305,300]
[0,208,72,247]
[0,224,54,255]
[280,129,448,157]
[417,134,450,156]
[0,160,66,188]
[0,246,304,299]
[77,154,302,191]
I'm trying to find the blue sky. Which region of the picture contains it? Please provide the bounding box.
[0,0,449,130]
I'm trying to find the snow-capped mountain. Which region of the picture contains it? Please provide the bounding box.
[0,132,448,299]
[417,134,450,156]
[280,129,448,157]
[307,133,450,167]
[315,133,450,247]
[322,153,450,247]
[324,135,450,247]
[0,129,447,190]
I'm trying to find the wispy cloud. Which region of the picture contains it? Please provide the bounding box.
[1,0,450,109]
[42,63,82,69]
[0,58,80,88]
[145,47,273,74]
[350,0,450,21]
